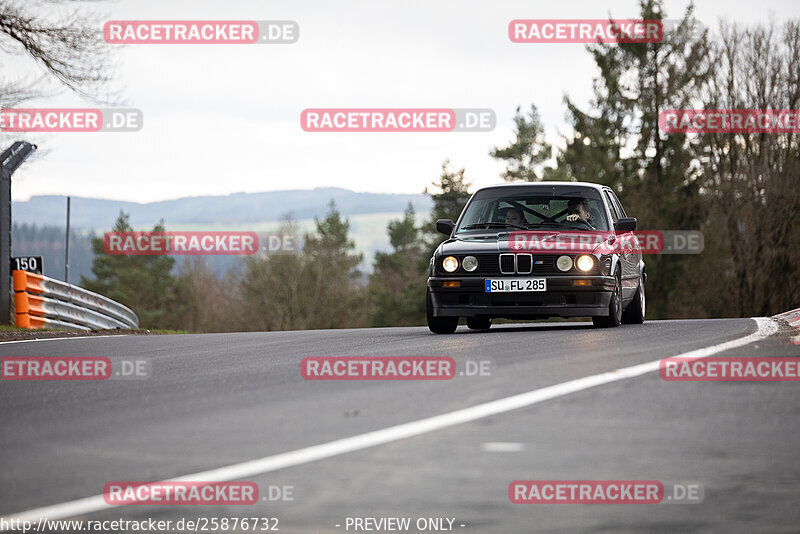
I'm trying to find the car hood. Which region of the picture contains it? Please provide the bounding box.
[439,231,616,255]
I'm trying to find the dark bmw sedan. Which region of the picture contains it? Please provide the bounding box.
[426,182,646,334]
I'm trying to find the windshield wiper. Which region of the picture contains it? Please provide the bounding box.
[528,222,594,231]
[460,222,530,231]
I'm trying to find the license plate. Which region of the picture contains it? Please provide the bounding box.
[485,278,547,292]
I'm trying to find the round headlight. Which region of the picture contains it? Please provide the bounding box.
[576,255,594,272]
[462,255,478,272]
[556,255,573,272]
[442,256,459,273]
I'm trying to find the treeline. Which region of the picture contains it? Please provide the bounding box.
[81,190,460,331]
[12,224,95,282]
[550,1,800,317]
[82,1,800,330]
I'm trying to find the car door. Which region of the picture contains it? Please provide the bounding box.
[604,190,638,302]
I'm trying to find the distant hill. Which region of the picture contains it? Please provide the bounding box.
[13,188,432,229]
[11,189,434,282]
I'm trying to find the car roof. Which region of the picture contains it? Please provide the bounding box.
[476,181,610,192]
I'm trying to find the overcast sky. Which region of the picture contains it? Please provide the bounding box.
[6,0,800,202]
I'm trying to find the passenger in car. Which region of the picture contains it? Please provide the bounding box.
[504,208,525,226]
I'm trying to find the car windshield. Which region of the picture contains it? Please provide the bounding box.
[456,185,610,232]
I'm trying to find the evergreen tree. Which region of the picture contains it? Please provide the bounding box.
[425,159,472,227]
[491,104,553,181]
[82,211,182,328]
[368,204,426,326]
[557,0,712,318]
[369,162,474,326]
[420,159,473,262]
[303,200,366,328]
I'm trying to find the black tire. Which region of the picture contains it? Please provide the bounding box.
[466,316,492,330]
[622,274,645,324]
[593,270,623,328]
[427,289,458,334]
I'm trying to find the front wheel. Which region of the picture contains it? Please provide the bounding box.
[593,271,622,328]
[622,274,645,324]
[427,289,458,334]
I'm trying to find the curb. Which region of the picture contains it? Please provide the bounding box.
[773,308,800,344]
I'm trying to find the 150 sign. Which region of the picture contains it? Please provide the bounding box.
[11,256,42,274]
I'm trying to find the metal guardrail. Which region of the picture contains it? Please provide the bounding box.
[12,270,139,330]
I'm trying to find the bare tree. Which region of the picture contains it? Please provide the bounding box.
[0,0,114,105]
[690,19,800,316]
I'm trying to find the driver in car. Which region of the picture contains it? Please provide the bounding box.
[565,198,593,225]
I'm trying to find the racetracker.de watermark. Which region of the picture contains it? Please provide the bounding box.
[104,21,298,44]
[300,109,495,132]
[103,482,259,505]
[508,231,703,255]
[103,231,279,255]
[1,357,151,380]
[302,357,455,380]
[300,356,495,380]
[660,357,800,381]
[509,19,663,43]
[509,480,703,504]
[659,109,800,133]
[0,108,142,132]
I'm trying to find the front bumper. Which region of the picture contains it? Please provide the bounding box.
[428,275,615,319]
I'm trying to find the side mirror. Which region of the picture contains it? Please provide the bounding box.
[436,219,455,236]
[614,217,637,232]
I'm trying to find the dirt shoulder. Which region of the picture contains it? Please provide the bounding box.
[0,329,170,342]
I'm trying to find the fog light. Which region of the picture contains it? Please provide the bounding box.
[462,255,478,272]
[556,255,573,272]
[443,281,461,288]
[576,255,594,272]
[442,256,459,272]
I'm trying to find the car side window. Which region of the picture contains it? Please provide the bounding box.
[604,191,620,222]
[610,192,627,218]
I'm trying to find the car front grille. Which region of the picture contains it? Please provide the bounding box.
[499,253,515,273]
[480,254,558,275]
[441,254,568,276]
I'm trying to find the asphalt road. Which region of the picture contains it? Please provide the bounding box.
[1,318,799,533]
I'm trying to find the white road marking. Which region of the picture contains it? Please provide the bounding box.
[0,335,129,345]
[480,442,526,452]
[0,318,778,526]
